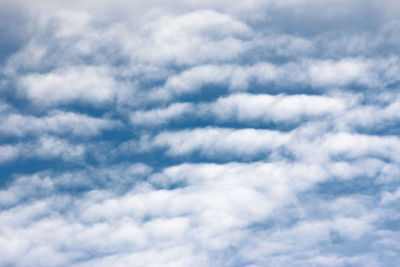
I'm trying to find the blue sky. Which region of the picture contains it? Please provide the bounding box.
[1,0,400,266]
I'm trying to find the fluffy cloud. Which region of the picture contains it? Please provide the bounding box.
[205,93,348,123]
[18,66,116,106]
[0,111,120,137]
[152,127,290,158]
[1,159,398,266]
[130,103,194,126]
[0,136,85,164]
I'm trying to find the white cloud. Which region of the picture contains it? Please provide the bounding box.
[130,103,194,126]
[136,126,400,165]
[158,64,234,96]
[0,145,21,163]
[130,92,350,127]
[130,10,252,66]
[309,58,372,87]
[18,66,116,106]
[0,158,395,266]
[152,127,290,158]
[34,136,85,160]
[205,93,348,123]
[0,161,328,266]
[0,111,120,137]
[149,58,399,101]
[0,136,85,164]
[319,133,400,163]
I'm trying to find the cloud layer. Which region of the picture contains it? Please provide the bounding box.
[1,0,400,266]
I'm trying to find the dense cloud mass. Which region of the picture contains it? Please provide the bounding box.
[1,0,400,266]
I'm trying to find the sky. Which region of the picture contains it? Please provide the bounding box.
[1,0,400,266]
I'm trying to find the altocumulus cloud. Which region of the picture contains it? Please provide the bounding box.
[1,0,400,266]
